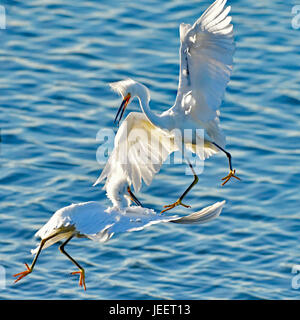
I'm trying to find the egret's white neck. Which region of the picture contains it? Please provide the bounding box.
[136,85,172,131]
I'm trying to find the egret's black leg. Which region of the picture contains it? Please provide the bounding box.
[13,233,60,283]
[161,161,198,214]
[212,142,233,170]
[212,142,240,186]
[59,235,86,291]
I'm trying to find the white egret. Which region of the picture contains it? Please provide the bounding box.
[97,0,239,213]
[14,167,225,291]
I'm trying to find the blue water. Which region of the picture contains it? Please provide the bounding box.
[0,0,300,299]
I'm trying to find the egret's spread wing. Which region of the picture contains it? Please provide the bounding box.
[65,202,113,236]
[108,207,179,234]
[171,200,225,224]
[94,112,178,192]
[176,0,235,122]
[94,200,225,238]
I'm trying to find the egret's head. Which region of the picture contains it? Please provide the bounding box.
[110,78,150,125]
[106,176,142,209]
[106,177,129,209]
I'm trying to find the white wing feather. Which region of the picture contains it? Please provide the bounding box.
[31,200,225,253]
[175,0,235,123]
[172,200,225,224]
[94,112,178,193]
[90,201,225,240]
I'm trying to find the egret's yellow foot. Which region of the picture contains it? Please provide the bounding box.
[161,199,191,214]
[71,269,86,291]
[13,263,32,283]
[221,169,240,186]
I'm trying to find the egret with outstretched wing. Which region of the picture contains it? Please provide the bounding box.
[14,166,225,290]
[96,0,239,213]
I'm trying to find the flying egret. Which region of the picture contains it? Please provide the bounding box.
[100,0,239,213]
[13,167,225,291]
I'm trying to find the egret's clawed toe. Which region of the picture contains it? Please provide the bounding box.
[71,269,86,291]
[221,169,240,186]
[161,199,191,214]
[13,263,32,283]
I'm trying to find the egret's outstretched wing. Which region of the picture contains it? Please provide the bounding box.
[31,200,225,253]
[91,200,225,240]
[94,112,178,192]
[175,0,235,123]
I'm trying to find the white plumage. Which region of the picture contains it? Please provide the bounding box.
[95,0,239,212]
[13,0,231,292]
[94,111,178,193]
[14,164,225,290]
[32,200,225,255]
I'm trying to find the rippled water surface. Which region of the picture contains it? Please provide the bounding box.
[1,0,300,299]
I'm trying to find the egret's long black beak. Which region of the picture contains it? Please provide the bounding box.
[114,93,131,126]
[127,186,143,207]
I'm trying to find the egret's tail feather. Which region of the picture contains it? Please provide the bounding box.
[171,200,225,224]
